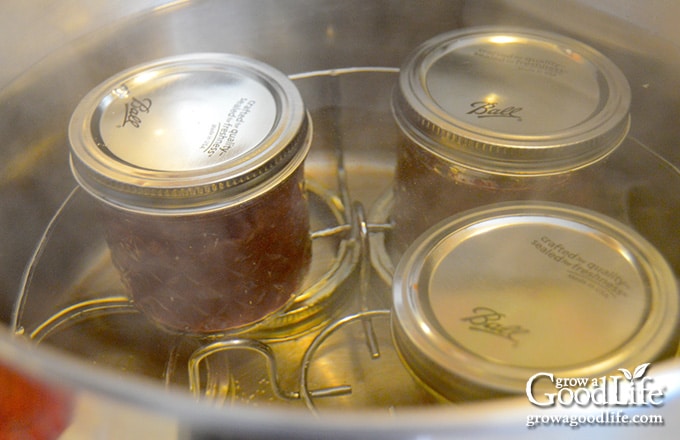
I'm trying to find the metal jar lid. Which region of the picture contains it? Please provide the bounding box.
[393,27,631,176]
[392,202,679,400]
[69,53,310,212]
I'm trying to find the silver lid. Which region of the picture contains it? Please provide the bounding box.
[69,53,310,212]
[392,202,678,399]
[393,27,631,176]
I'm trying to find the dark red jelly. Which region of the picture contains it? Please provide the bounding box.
[103,167,311,334]
[391,138,569,254]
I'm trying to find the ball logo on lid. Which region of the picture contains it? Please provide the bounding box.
[467,101,523,121]
[461,306,530,345]
[121,96,153,128]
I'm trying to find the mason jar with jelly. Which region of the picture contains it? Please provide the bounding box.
[68,53,312,335]
[390,27,632,255]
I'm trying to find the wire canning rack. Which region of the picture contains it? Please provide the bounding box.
[11,68,440,414]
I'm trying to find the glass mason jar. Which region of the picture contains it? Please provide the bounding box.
[68,53,312,335]
[390,27,631,255]
[392,202,679,401]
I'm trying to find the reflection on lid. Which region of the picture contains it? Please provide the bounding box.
[392,202,679,400]
[393,27,632,175]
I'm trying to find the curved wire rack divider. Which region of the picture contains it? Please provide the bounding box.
[12,67,403,414]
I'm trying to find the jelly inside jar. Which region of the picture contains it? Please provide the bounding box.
[390,138,573,256]
[102,167,311,335]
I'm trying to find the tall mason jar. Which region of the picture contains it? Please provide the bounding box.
[390,27,631,255]
[68,53,312,335]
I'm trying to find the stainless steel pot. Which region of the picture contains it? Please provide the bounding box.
[1,1,679,438]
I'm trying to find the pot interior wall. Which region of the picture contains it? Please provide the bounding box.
[1,1,680,438]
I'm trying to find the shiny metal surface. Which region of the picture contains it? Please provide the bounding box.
[392,202,678,400]
[394,27,631,175]
[69,53,309,210]
[1,1,680,439]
